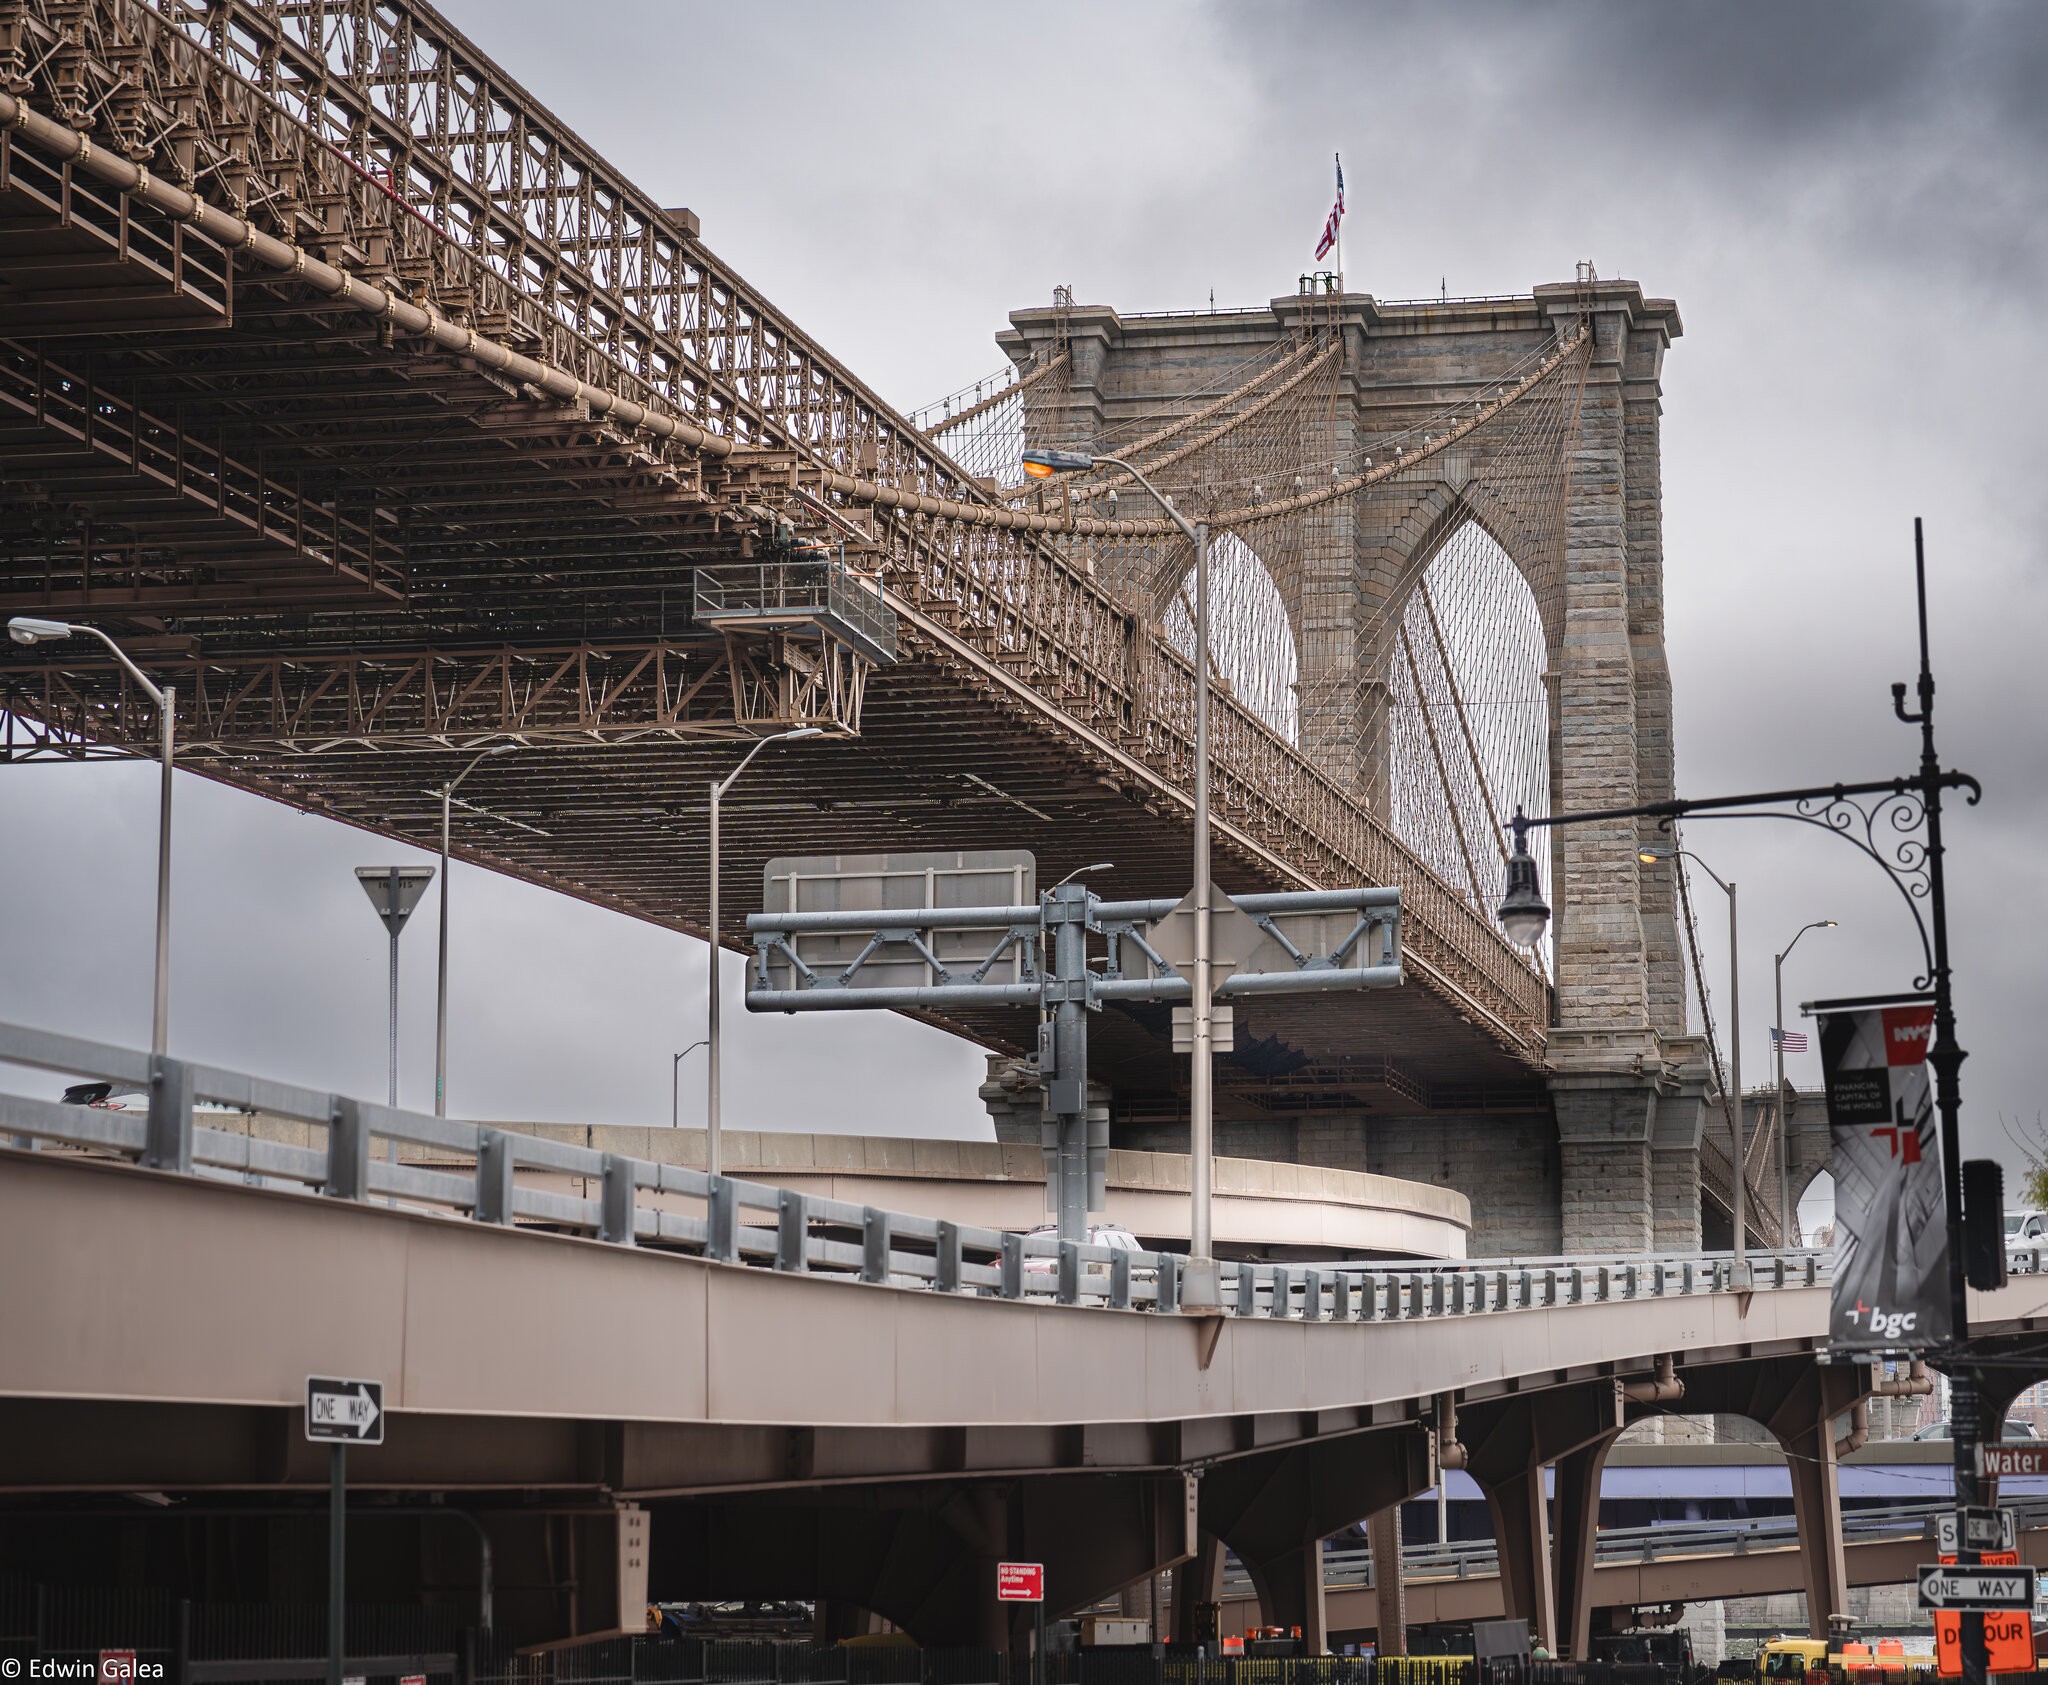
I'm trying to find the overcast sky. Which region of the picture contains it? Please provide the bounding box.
[4,3,2043,1190]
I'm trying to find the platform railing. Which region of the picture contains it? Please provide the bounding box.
[0,1018,1829,1318]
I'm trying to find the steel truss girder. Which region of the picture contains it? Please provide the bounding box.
[0,634,870,751]
[0,0,1553,1056]
[0,331,398,596]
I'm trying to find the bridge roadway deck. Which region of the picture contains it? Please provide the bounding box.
[1,1141,1820,1494]
[0,0,1556,1117]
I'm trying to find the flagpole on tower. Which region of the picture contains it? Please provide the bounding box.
[1333,152,1346,292]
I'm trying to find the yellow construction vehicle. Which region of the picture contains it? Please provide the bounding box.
[1759,1634,1918,1682]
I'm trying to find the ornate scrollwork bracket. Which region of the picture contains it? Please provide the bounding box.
[1657,770,1981,993]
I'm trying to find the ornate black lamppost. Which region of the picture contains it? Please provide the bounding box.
[1498,521,1990,1681]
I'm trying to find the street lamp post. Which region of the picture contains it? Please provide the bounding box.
[672,1040,708,1130]
[1640,844,1749,1283]
[1773,919,1837,1241]
[436,741,522,1118]
[8,617,176,1054]
[1495,520,1988,1683]
[707,726,822,1176]
[1024,447,1221,1306]
[355,866,436,1191]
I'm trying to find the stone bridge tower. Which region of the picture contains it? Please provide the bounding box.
[999,279,1715,1254]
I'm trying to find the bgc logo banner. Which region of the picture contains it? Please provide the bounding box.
[1821,1004,1949,1355]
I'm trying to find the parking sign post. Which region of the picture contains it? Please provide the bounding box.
[998,1562,1046,1685]
[328,1443,345,1685]
[307,1377,384,1685]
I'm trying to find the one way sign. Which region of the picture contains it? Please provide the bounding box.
[306,1376,384,1445]
[1917,1565,2035,1612]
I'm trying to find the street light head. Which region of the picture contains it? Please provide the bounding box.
[1822,920,1838,928]
[7,616,76,645]
[780,726,825,741]
[1638,846,1676,865]
[1021,449,1096,479]
[1498,827,1551,948]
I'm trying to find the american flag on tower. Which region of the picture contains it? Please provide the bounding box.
[1315,155,1345,262]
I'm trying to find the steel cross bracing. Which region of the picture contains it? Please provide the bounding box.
[0,1013,1826,1318]
[0,0,1563,1080]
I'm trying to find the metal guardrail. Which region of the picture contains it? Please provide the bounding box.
[0,1017,1829,1320]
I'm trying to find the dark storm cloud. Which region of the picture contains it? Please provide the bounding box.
[1222,2,2048,292]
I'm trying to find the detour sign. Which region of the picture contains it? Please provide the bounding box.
[1937,1552,2035,1675]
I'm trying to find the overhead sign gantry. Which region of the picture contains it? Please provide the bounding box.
[746,850,1403,1240]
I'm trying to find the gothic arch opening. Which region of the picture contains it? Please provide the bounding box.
[1797,1169,1836,1249]
[1161,532,1301,745]
[1386,519,1550,945]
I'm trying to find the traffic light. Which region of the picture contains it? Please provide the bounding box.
[1963,1157,2008,1291]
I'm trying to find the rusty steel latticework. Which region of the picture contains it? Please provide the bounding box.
[0,0,1602,1117]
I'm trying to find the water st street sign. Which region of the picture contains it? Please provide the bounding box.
[1980,1443,2048,1479]
[1918,1566,2036,1612]
[305,1375,384,1445]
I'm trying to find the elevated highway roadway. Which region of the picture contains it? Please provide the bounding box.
[5,1020,2043,1651]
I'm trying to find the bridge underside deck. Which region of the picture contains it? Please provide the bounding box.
[0,251,1547,1121]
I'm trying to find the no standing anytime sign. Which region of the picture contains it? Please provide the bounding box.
[996,1563,1044,1603]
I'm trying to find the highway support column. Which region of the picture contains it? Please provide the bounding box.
[1778,1392,1854,1640]
[1461,1382,1627,1656]
[1198,1423,1433,1654]
[1170,1531,1224,1645]
[1366,1503,1407,1655]
[1551,1433,1624,1660]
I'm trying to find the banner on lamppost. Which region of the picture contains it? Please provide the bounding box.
[1821,1003,1949,1353]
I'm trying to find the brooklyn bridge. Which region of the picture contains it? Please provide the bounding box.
[0,0,1777,1257]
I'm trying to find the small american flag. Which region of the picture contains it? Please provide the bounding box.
[1314,156,1345,261]
[1772,1026,1809,1054]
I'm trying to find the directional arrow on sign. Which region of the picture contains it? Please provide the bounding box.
[1918,1565,2036,1612]
[305,1375,385,1446]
